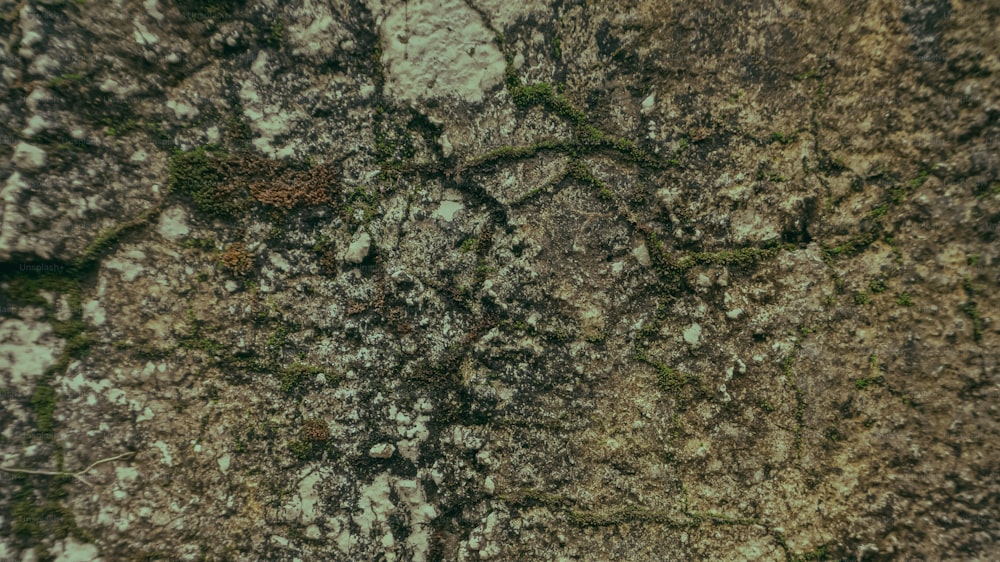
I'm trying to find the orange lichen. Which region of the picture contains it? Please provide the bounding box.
[222,156,338,211]
[301,419,330,442]
[221,243,254,277]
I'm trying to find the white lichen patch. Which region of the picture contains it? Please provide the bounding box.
[238,80,303,158]
[151,440,173,467]
[156,207,190,242]
[103,251,146,282]
[470,0,549,30]
[0,315,61,390]
[394,478,437,562]
[83,300,106,327]
[281,467,325,523]
[380,0,506,104]
[354,472,396,536]
[434,200,464,222]
[49,536,102,562]
[683,323,702,346]
[285,3,353,61]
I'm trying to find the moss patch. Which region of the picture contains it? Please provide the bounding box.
[73,208,160,273]
[168,146,243,217]
[279,362,323,394]
[220,243,254,277]
[962,302,983,343]
[510,81,587,124]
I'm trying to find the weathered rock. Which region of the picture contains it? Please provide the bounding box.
[345,231,372,264]
[368,443,395,459]
[12,142,46,170]
[0,1,996,560]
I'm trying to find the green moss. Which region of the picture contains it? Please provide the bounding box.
[1,273,97,441]
[31,382,58,435]
[503,62,520,90]
[346,185,378,208]
[896,292,913,307]
[868,279,887,293]
[460,238,479,253]
[46,73,85,88]
[498,66,661,168]
[792,546,828,562]
[287,438,313,460]
[568,161,609,198]
[473,140,561,165]
[268,19,285,45]
[771,131,798,144]
[10,468,94,560]
[181,237,216,251]
[853,291,869,305]
[224,112,253,150]
[795,69,819,81]
[782,353,807,456]
[962,302,983,343]
[568,506,694,528]
[823,232,876,259]
[178,310,225,355]
[63,330,93,358]
[475,264,497,278]
[654,361,691,394]
[5,275,81,311]
[910,169,929,190]
[869,204,887,218]
[502,488,569,508]
[168,147,241,217]
[102,117,141,137]
[855,354,883,389]
[889,184,907,203]
[690,511,758,526]
[677,246,781,270]
[604,136,660,167]
[265,325,290,356]
[510,82,587,124]
[886,235,904,263]
[551,36,562,60]
[73,209,159,272]
[577,124,606,146]
[511,82,552,105]
[12,490,44,542]
[4,274,90,359]
[175,0,244,19]
[889,169,930,203]
[49,319,86,342]
[279,362,322,394]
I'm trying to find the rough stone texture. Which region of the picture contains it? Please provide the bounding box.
[0,0,997,560]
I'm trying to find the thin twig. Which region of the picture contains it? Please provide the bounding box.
[0,451,136,488]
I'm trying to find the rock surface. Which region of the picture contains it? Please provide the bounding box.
[0,0,997,560]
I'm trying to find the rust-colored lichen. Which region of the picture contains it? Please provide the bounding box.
[301,419,330,443]
[220,243,254,277]
[222,155,338,211]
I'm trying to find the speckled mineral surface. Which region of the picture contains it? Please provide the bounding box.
[0,0,997,560]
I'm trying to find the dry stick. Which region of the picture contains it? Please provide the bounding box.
[0,452,136,487]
